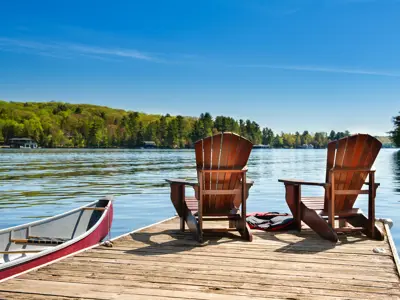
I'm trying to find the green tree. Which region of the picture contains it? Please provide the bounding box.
[166,118,179,148]
[239,119,246,136]
[88,118,104,147]
[282,133,296,148]
[295,132,301,148]
[158,116,168,147]
[273,134,284,148]
[0,120,24,142]
[137,122,145,146]
[145,121,159,145]
[301,130,313,145]
[127,112,140,146]
[201,113,213,137]
[176,115,190,147]
[191,118,205,143]
[23,117,43,142]
[313,132,328,148]
[329,130,336,141]
[262,128,274,145]
[390,112,400,147]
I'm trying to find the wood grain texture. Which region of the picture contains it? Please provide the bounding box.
[195,133,252,214]
[282,134,383,241]
[169,132,253,242]
[1,217,399,300]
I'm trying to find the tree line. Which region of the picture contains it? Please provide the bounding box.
[391,111,400,147]
[0,101,351,148]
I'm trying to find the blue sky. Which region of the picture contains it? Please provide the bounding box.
[0,0,399,135]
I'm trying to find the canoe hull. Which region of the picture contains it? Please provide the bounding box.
[0,200,113,282]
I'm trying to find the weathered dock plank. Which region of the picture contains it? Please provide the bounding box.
[1,217,399,300]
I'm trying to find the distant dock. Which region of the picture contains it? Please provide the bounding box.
[253,144,270,149]
[1,217,399,299]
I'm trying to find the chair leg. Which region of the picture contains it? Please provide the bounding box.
[301,202,338,242]
[180,216,185,232]
[284,184,302,231]
[169,183,200,240]
[328,172,335,229]
[346,214,384,241]
[198,172,203,243]
[234,219,253,242]
[295,185,302,231]
[368,172,376,238]
[180,185,185,232]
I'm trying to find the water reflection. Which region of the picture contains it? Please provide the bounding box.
[393,150,400,195]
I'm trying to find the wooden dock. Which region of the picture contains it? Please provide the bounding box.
[1,217,399,300]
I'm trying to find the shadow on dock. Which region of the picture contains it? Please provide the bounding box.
[125,229,243,256]
[124,226,374,256]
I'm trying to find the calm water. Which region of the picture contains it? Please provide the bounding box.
[1,149,399,251]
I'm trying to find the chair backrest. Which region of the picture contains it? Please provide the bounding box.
[194,132,253,215]
[324,134,382,212]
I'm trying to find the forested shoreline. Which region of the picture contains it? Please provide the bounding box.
[390,112,400,147]
[0,100,392,149]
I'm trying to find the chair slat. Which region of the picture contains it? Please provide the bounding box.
[335,190,369,195]
[346,135,381,208]
[230,137,253,209]
[210,133,222,210]
[324,141,337,208]
[202,136,212,212]
[194,132,252,215]
[325,134,382,212]
[202,189,241,195]
[335,134,358,211]
[341,134,368,209]
[220,133,241,213]
[325,141,336,182]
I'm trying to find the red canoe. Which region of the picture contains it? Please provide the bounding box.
[0,196,113,282]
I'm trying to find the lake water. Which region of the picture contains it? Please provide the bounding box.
[0,149,399,252]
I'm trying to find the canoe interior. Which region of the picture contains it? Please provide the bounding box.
[0,199,110,265]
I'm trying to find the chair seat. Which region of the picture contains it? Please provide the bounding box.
[302,197,325,210]
[302,197,361,217]
[185,197,198,214]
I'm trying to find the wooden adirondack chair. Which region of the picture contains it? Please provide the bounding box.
[279,134,384,242]
[166,132,254,242]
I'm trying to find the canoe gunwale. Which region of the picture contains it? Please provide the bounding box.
[0,196,113,273]
[0,213,173,284]
[0,195,112,235]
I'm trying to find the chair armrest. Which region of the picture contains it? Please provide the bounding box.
[199,166,247,173]
[246,179,254,186]
[278,179,329,188]
[165,179,198,187]
[364,182,380,187]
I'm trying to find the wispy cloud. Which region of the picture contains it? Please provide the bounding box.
[0,37,156,62]
[234,64,400,78]
[67,44,153,61]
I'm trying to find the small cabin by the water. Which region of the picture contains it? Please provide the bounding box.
[253,144,270,149]
[9,138,38,149]
[301,143,314,149]
[143,141,157,148]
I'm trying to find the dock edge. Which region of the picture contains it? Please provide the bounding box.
[383,221,400,278]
